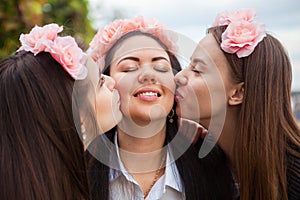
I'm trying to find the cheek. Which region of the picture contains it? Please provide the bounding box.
[95,88,121,132]
[191,80,211,115]
[96,87,113,116]
[163,88,175,112]
[160,73,176,92]
[113,74,136,114]
[113,74,133,99]
[199,77,228,120]
[161,74,176,109]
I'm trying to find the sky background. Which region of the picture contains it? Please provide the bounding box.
[88,0,300,91]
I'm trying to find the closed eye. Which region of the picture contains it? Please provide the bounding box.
[190,64,203,74]
[190,57,206,74]
[192,68,201,73]
[118,56,139,72]
[154,64,170,72]
[122,67,138,72]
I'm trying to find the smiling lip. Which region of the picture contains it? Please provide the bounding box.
[134,88,161,102]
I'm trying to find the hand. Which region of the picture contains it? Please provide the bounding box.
[177,118,208,144]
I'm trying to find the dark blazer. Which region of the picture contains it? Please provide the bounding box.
[287,146,300,200]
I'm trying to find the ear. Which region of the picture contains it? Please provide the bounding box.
[228,82,244,106]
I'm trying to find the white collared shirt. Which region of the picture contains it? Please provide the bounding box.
[108,134,185,200]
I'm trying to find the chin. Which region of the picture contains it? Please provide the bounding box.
[175,107,181,117]
[176,108,193,119]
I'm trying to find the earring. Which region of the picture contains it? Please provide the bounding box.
[168,109,175,123]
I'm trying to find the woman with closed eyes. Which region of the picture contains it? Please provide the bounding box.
[175,9,300,199]
[85,16,234,200]
[0,23,122,200]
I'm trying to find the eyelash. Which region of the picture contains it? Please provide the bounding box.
[122,66,169,73]
[121,66,138,72]
[190,65,202,74]
[155,67,169,72]
[192,69,201,73]
[122,68,137,72]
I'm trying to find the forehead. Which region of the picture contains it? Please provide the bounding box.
[113,35,168,59]
[192,34,229,69]
[193,34,219,59]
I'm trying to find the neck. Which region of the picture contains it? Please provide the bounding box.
[200,107,238,168]
[216,107,239,169]
[117,117,166,153]
[116,117,167,173]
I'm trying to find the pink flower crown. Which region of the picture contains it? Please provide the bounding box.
[212,8,266,58]
[88,16,178,70]
[17,23,87,80]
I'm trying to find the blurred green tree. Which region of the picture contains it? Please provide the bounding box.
[0,0,95,60]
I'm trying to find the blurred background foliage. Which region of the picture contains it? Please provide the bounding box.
[0,0,96,60]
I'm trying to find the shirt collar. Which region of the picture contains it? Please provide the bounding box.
[164,150,183,192]
[109,133,134,183]
[109,132,183,192]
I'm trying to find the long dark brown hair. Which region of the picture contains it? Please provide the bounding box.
[0,51,90,199]
[209,26,300,199]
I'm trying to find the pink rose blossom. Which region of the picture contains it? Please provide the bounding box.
[213,11,231,26]
[89,19,123,64]
[49,36,87,80]
[17,23,87,80]
[18,23,63,55]
[230,8,256,22]
[213,8,256,26]
[88,16,178,67]
[221,21,266,58]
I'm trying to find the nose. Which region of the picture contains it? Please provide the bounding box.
[138,68,157,83]
[102,75,116,91]
[174,70,188,86]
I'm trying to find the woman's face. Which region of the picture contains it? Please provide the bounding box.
[85,57,123,133]
[109,35,176,126]
[175,33,234,127]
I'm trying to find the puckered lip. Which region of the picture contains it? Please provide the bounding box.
[174,89,184,101]
[133,87,162,97]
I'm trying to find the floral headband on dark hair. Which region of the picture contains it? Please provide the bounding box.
[17,23,87,80]
[88,16,178,70]
[212,8,266,58]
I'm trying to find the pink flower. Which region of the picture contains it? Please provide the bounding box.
[49,36,87,80]
[17,23,88,80]
[213,11,231,26]
[89,19,124,63]
[221,21,266,58]
[88,16,177,66]
[213,8,256,26]
[18,23,63,55]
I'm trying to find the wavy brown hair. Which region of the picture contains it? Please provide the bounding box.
[208,26,300,199]
[0,51,90,200]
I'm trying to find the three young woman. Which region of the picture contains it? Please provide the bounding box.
[3,8,299,200]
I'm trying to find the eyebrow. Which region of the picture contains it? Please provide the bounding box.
[152,56,170,63]
[117,56,139,65]
[190,57,207,65]
[117,56,169,65]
